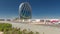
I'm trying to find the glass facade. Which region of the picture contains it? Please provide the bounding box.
[19,2,32,19]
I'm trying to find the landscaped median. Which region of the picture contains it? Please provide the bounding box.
[0,23,39,34]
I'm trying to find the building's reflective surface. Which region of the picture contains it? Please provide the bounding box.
[19,2,32,19]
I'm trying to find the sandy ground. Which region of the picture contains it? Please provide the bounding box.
[0,21,60,34]
[11,23,60,34]
[0,32,3,34]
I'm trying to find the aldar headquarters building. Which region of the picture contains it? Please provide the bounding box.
[19,2,32,20]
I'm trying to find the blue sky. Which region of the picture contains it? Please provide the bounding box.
[0,0,60,19]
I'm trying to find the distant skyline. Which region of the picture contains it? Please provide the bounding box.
[0,0,60,19]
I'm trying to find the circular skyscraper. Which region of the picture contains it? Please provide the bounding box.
[19,2,32,19]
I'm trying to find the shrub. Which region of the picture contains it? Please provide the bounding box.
[36,32,39,34]
[0,23,12,31]
[28,31,34,34]
[0,23,39,34]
